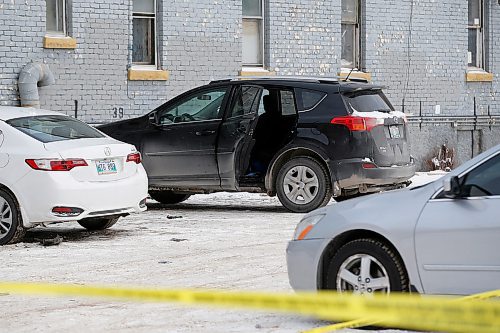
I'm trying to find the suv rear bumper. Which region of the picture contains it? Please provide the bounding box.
[331,159,416,191]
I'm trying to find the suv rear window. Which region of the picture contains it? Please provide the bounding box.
[295,88,327,111]
[343,90,394,113]
[7,115,105,143]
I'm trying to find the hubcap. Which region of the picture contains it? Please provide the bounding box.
[283,165,319,205]
[336,254,391,294]
[0,196,13,240]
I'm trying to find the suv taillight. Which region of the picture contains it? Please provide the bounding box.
[126,152,141,164]
[331,115,384,131]
[26,159,88,171]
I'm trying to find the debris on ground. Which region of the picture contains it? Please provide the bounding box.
[170,238,188,242]
[167,215,183,219]
[35,235,63,246]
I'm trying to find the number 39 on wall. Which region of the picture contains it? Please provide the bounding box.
[113,107,124,119]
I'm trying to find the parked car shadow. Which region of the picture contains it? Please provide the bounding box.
[147,202,289,213]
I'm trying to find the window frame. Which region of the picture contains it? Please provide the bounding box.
[432,151,500,200]
[341,0,361,70]
[242,0,265,67]
[132,0,158,68]
[46,0,67,36]
[467,0,485,70]
[156,87,229,126]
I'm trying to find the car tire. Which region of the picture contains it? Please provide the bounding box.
[325,238,409,293]
[149,191,191,205]
[78,216,120,231]
[0,189,25,245]
[276,157,332,213]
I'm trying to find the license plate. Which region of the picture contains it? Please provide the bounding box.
[95,160,117,175]
[389,125,401,139]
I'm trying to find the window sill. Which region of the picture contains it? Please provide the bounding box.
[128,68,169,81]
[239,67,276,77]
[466,70,494,82]
[43,36,77,49]
[338,70,372,82]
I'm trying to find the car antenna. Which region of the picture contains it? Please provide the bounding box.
[344,67,357,81]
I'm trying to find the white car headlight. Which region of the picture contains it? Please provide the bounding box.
[293,214,325,240]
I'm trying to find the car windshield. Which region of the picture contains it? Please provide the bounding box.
[6,115,104,143]
[343,90,394,113]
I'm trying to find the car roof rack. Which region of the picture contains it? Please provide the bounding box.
[209,76,343,85]
[209,76,371,85]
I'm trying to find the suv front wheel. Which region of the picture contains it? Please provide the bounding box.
[276,157,332,213]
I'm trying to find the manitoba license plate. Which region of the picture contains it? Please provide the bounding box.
[389,125,401,139]
[96,160,117,175]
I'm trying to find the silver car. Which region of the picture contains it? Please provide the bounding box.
[287,144,500,295]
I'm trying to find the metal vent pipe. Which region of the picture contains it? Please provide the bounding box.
[18,63,55,107]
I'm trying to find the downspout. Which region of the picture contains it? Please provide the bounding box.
[18,63,55,108]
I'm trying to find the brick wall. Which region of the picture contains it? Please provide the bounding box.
[0,0,499,168]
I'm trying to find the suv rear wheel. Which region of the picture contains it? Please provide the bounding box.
[149,191,191,205]
[276,157,332,213]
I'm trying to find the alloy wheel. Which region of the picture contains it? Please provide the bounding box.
[0,196,13,240]
[336,254,391,294]
[282,165,319,205]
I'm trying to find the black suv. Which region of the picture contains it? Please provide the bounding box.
[99,77,415,213]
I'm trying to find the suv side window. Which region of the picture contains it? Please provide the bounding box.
[158,87,228,125]
[295,88,327,112]
[228,86,262,118]
[461,154,500,197]
[280,90,297,116]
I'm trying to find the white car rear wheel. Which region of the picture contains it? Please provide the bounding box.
[0,189,25,245]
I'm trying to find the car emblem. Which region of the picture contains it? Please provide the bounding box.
[393,117,399,123]
[104,147,111,156]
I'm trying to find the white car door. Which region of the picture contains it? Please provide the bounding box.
[415,152,500,295]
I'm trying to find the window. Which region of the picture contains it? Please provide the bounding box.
[341,0,361,69]
[342,90,394,113]
[295,89,327,112]
[242,0,264,66]
[280,90,297,116]
[229,86,262,118]
[158,88,228,125]
[461,154,500,197]
[46,0,66,35]
[7,116,104,143]
[133,0,156,66]
[468,0,485,69]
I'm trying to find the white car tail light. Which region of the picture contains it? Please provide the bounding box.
[126,152,141,164]
[25,159,88,171]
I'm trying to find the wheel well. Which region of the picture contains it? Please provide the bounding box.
[0,183,21,209]
[266,148,331,195]
[318,229,409,290]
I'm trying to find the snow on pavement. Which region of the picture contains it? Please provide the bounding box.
[0,172,445,333]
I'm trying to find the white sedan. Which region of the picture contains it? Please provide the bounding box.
[0,106,148,245]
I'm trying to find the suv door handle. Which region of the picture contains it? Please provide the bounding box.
[195,130,216,136]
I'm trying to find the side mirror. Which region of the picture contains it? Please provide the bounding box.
[148,111,158,126]
[443,176,461,198]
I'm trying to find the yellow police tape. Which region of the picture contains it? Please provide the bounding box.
[0,282,499,333]
[302,289,500,333]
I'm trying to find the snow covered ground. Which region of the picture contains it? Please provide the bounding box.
[0,172,445,333]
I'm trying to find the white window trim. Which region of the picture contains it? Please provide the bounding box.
[467,0,485,71]
[242,0,265,67]
[46,0,67,37]
[341,0,361,70]
[132,0,158,68]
